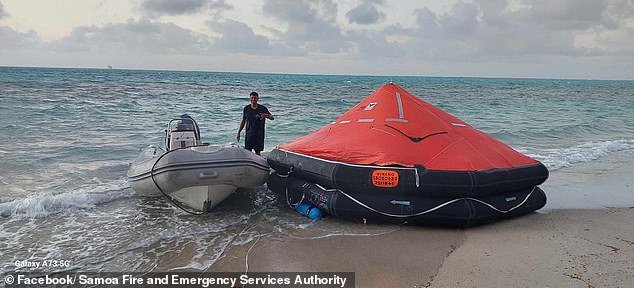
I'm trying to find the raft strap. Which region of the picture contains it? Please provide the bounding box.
[313,183,537,218]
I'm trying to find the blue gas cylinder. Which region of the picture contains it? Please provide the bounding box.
[295,203,322,220]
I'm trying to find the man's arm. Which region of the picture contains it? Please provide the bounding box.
[237,118,246,142]
[260,113,274,120]
[261,107,274,120]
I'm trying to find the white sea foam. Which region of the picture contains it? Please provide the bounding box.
[0,182,133,218]
[292,228,402,240]
[522,139,634,171]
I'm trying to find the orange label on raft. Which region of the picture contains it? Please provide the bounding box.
[372,170,399,187]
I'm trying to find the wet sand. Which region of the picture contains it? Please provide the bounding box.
[205,150,634,287]
[211,226,466,287]
[208,208,633,287]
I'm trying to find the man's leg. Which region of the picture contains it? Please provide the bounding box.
[244,138,253,152]
[254,136,264,156]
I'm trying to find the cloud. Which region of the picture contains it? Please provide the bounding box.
[0,1,8,19]
[401,0,634,59]
[477,0,634,56]
[263,0,327,23]
[263,0,350,53]
[2,0,633,79]
[1,19,226,69]
[346,2,385,25]
[140,0,231,17]
[48,19,211,54]
[529,0,615,30]
[346,27,406,58]
[438,2,479,36]
[207,19,271,53]
[206,19,306,57]
[0,26,39,49]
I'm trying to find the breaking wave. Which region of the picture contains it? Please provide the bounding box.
[522,139,634,171]
[0,180,133,218]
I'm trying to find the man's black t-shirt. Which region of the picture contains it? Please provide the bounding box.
[242,104,270,152]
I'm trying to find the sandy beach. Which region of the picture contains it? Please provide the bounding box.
[208,208,634,287]
[431,208,634,288]
[206,149,634,287]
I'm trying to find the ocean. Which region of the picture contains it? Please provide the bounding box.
[1,66,633,276]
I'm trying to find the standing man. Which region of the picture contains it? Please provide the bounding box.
[237,92,274,155]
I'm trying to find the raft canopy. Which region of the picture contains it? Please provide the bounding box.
[278,83,540,171]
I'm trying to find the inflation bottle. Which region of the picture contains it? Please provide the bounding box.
[295,202,322,220]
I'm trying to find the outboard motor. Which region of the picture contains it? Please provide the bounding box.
[165,114,202,151]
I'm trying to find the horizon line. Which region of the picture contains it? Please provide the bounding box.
[1,64,632,82]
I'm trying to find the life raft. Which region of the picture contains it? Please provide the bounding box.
[267,83,548,226]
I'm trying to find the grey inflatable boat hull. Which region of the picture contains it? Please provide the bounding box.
[127,145,269,211]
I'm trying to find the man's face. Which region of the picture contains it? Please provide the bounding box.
[250,95,259,105]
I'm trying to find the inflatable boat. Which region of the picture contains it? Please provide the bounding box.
[267,83,548,226]
[127,115,269,212]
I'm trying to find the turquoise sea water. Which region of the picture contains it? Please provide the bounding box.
[1,66,633,276]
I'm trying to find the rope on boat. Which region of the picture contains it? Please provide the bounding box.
[273,165,304,209]
[281,170,305,209]
[150,146,205,216]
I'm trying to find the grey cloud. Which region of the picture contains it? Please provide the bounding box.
[362,0,385,4]
[48,19,211,54]
[263,0,349,53]
[206,19,305,56]
[0,26,39,49]
[346,28,406,58]
[0,1,8,19]
[438,2,479,36]
[476,0,509,27]
[141,0,231,17]
[414,2,479,39]
[414,8,439,37]
[475,0,630,56]
[605,0,634,20]
[299,20,348,53]
[142,0,206,16]
[263,0,318,23]
[529,0,613,30]
[593,28,634,57]
[403,0,634,59]
[408,3,479,60]
[263,0,338,22]
[207,19,270,53]
[346,3,385,25]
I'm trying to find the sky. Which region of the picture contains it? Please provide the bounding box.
[0,0,633,79]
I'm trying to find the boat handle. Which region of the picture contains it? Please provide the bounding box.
[199,171,219,179]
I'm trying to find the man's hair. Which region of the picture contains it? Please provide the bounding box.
[250,92,259,97]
